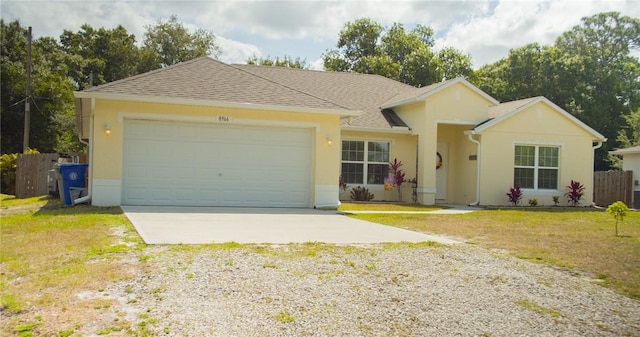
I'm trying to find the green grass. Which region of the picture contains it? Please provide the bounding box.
[352,208,640,298]
[515,299,562,318]
[1,194,49,209]
[273,311,295,323]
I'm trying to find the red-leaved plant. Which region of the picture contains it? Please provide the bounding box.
[507,185,523,206]
[565,180,585,207]
[389,158,406,201]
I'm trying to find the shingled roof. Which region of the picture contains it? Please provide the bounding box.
[78,57,417,129]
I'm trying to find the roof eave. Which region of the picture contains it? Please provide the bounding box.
[340,125,413,134]
[73,92,361,117]
[610,149,640,155]
[471,97,606,141]
[382,77,500,109]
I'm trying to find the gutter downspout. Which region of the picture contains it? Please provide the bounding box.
[592,140,603,151]
[467,133,481,206]
[73,98,94,205]
[590,139,605,207]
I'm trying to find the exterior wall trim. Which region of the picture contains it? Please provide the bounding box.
[75,92,361,117]
[117,112,322,130]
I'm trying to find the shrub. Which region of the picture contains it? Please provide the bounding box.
[528,198,538,207]
[388,158,407,201]
[564,180,585,206]
[0,149,40,195]
[507,185,523,206]
[350,186,374,201]
[606,201,630,236]
[0,153,18,195]
[552,195,560,206]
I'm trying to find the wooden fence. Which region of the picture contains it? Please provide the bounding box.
[15,153,59,198]
[593,170,633,207]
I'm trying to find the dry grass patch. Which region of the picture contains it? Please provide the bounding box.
[339,202,443,212]
[1,197,144,336]
[352,208,640,298]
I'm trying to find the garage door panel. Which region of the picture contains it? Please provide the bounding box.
[123,120,311,207]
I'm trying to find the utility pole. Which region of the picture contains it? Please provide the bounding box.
[23,26,32,153]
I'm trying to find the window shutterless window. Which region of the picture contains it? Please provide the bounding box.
[341,140,389,185]
[514,145,559,190]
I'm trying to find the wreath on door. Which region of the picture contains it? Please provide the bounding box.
[436,152,443,169]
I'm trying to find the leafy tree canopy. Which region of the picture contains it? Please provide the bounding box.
[323,18,472,87]
[1,20,77,154]
[60,24,139,90]
[471,12,640,170]
[1,15,222,155]
[139,15,220,72]
[247,55,309,69]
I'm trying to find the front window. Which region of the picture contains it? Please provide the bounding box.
[341,140,389,185]
[514,145,559,190]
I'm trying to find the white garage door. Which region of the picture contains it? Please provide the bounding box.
[122,119,312,207]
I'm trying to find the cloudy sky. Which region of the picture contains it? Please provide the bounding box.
[2,0,638,70]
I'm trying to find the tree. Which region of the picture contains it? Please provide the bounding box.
[471,12,640,170]
[139,15,220,72]
[247,55,309,69]
[606,201,630,236]
[324,18,384,73]
[617,108,640,148]
[323,18,471,87]
[434,47,473,81]
[555,12,640,170]
[60,24,140,89]
[1,20,79,154]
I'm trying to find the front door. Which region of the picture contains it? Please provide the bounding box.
[436,142,448,200]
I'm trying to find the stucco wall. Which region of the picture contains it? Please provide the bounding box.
[89,99,342,207]
[428,82,494,123]
[437,124,479,205]
[339,129,417,202]
[478,102,597,206]
[394,83,492,205]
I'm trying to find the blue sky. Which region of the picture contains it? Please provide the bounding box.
[2,0,638,70]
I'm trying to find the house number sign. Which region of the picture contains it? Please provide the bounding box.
[217,116,232,123]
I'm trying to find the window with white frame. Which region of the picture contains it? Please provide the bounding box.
[341,140,390,185]
[514,145,559,190]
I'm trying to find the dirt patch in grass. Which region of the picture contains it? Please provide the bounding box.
[0,195,50,216]
[0,197,146,336]
[352,208,640,299]
[339,202,443,212]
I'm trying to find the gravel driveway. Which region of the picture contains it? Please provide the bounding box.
[79,242,640,337]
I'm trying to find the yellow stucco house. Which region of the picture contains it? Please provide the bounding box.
[74,57,605,208]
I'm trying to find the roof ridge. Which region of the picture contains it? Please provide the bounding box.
[82,57,211,92]
[231,64,354,111]
[235,63,417,84]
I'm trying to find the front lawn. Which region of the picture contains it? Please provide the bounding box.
[0,196,144,335]
[1,197,639,335]
[353,207,640,299]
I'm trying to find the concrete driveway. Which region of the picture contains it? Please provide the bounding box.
[121,206,460,245]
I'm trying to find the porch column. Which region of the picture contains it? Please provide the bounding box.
[416,136,437,205]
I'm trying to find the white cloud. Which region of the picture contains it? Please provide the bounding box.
[216,35,262,64]
[436,0,640,67]
[1,0,638,70]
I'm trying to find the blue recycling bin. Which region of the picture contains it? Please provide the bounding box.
[54,163,88,206]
